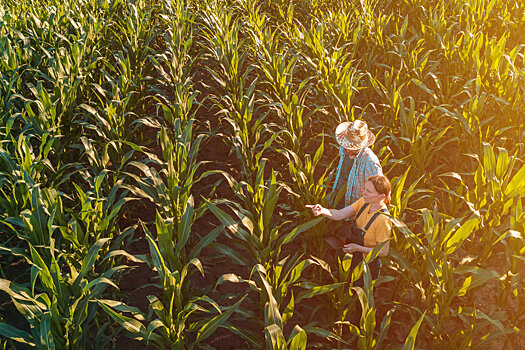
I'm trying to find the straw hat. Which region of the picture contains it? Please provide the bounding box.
[335,120,375,150]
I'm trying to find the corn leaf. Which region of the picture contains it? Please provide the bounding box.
[445,217,480,254]
[265,323,287,350]
[403,311,426,350]
[281,217,323,245]
[0,323,35,346]
[288,324,307,350]
[193,295,246,344]
[74,238,111,286]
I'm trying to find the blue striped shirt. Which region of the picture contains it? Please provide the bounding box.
[332,147,383,207]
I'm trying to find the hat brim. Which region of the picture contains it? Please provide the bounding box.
[335,122,375,150]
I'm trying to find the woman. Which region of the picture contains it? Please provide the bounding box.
[307,175,392,281]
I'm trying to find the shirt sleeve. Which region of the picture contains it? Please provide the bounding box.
[332,147,346,191]
[351,197,365,214]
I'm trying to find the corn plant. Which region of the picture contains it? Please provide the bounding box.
[206,163,321,271]
[207,164,353,347]
[305,240,391,346]
[1,175,134,276]
[216,250,342,348]
[435,145,525,340]
[200,3,280,184]
[0,137,49,219]
[252,264,308,350]
[278,138,339,257]
[437,143,525,263]
[57,176,135,269]
[149,0,198,128]
[199,4,247,105]
[125,118,209,220]
[0,36,23,129]
[388,209,513,346]
[388,166,431,226]
[99,201,238,349]
[4,2,109,168]
[336,262,395,350]
[106,0,157,110]
[292,20,367,124]
[0,238,121,349]
[243,3,312,157]
[0,190,122,349]
[77,72,159,179]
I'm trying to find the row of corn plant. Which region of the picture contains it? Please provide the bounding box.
[0,0,164,347]
[96,0,246,348]
[199,2,352,347]
[200,0,280,186]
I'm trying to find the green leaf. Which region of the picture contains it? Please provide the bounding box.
[154,211,176,271]
[302,325,346,343]
[30,187,47,245]
[375,308,395,349]
[281,217,323,245]
[282,293,294,325]
[461,307,506,334]
[176,195,194,253]
[74,238,111,285]
[265,323,286,350]
[288,325,307,350]
[102,250,148,264]
[0,323,35,346]
[143,223,169,280]
[286,259,316,286]
[456,268,499,296]
[83,277,118,294]
[94,169,109,197]
[210,242,251,266]
[403,312,426,350]
[504,164,525,197]
[295,282,345,303]
[189,225,223,260]
[205,199,252,242]
[0,278,46,316]
[256,267,282,329]
[445,217,480,254]
[410,78,434,96]
[181,258,204,283]
[98,301,160,342]
[28,244,54,293]
[215,273,260,292]
[193,296,246,344]
[492,230,522,245]
[262,174,281,231]
[96,299,146,321]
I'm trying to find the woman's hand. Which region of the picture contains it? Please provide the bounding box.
[305,204,325,216]
[343,243,363,254]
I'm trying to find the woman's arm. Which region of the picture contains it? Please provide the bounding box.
[306,203,356,221]
[343,241,390,257]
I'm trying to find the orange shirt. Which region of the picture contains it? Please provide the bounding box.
[351,198,392,248]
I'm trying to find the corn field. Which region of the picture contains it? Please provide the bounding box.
[0,0,524,349]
